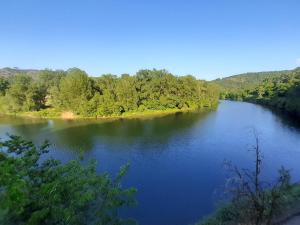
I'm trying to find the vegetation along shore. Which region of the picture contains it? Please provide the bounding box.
[214,67,300,119]
[0,68,219,119]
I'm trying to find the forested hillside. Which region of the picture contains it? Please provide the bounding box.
[0,68,219,118]
[214,68,300,118]
[213,68,297,93]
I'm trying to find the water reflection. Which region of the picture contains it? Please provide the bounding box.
[0,111,211,152]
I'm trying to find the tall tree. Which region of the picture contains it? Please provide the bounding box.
[55,68,93,114]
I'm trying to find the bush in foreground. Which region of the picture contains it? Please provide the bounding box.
[0,135,137,225]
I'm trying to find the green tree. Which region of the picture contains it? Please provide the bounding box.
[24,83,47,111]
[5,75,32,112]
[38,69,66,89]
[55,68,94,114]
[0,135,137,225]
[115,75,138,112]
[0,77,9,96]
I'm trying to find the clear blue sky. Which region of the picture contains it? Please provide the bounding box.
[1,0,300,79]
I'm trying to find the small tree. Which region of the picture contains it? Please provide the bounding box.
[224,133,291,225]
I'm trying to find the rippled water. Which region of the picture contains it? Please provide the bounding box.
[1,101,300,225]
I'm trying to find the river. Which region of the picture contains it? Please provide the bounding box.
[0,101,300,225]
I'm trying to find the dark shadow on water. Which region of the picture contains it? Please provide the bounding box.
[50,111,212,152]
[0,110,212,152]
[251,102,300,131]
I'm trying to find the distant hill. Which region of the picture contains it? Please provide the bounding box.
[213,68,300,91]
[212,67,300,118]
[2,67,300,89]
[0,67,42,79]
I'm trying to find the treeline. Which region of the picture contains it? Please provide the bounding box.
[216,68,300,118]
[0,68,219,117]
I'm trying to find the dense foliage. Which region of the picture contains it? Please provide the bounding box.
[215,68,300,118]
[0,68,219,117]
[0,135,136,225]
[250,71,300,117]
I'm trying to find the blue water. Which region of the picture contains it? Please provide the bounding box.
[0,101,300,225]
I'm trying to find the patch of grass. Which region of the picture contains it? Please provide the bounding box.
[1,107,213,120]
[20,108,62,118]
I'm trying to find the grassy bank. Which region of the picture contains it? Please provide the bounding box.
[1,106,216,120]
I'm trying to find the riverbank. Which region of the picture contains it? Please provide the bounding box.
[255,99,300,120]
[0,106,216,120]
[223,98,300,122]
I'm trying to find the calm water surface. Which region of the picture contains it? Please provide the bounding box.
[1,101,300,225]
